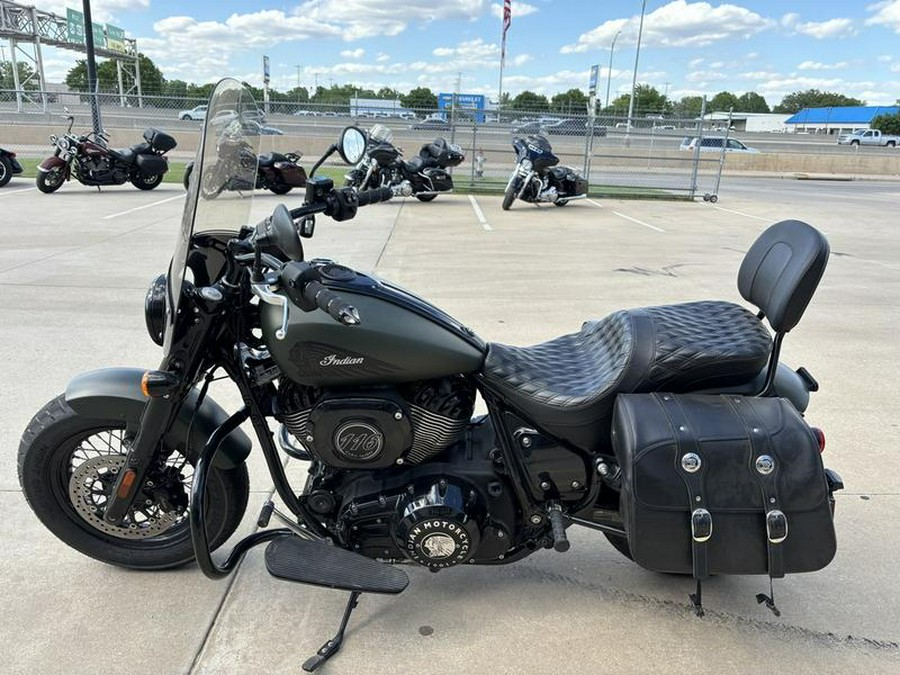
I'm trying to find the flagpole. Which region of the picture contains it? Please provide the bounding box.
[498,0,510,120]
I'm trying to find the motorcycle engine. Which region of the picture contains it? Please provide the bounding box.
[277,377,474,469]
[80,156,125,183]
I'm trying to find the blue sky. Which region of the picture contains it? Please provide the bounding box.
[37,1,900,106]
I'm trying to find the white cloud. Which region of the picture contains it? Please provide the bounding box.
[878,54,894,62]
[38,0,149,24]
[892,63,900,72]
[296,0,488,40]
[376,53,391,63]
[490,2,538,19]
[794,18,856,39]
[798,61,849,71]
[340,48,365,59]
[740,71,783,80]
[685,70,728,83]
[561,1,773,53]
[866,0,900,33]
[688,58,704,69]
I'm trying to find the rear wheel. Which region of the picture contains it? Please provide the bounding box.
[268,182,292,195]
[888,141,896,148]
[554,199,569,207]
[604,533,633,560]
[415,193,437,202]
[0,155,12,187]
[36,167,66,193]
[18,395,249,570]
[182,163,193,191]
[131,173,163,190]
[502,185,516,210]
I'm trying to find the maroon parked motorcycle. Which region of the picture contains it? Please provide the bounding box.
[36,115,177,194]
[182,147,307,197]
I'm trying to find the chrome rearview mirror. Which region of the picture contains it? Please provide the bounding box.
[338,126,366,165]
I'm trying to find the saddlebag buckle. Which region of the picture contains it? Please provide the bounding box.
[766,510,788,544]
[691,508,712,543]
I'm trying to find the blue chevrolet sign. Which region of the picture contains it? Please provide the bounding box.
[438,93,487,123]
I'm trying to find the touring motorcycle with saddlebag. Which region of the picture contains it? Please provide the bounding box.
[18,80,841,671]
[502,133,588,209]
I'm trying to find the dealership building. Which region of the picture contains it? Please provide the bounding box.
[783,106,900,134]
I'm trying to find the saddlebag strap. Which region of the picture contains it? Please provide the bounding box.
[655,394,710,617]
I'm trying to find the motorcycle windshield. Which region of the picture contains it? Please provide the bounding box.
[164,78,261,352]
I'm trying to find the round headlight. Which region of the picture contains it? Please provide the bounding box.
[521,159,533,171]
[144,274,167,346]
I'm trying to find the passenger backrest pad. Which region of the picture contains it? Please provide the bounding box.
[737,220,829,333]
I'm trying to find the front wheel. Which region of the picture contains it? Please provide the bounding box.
[182,162,194,191]
[502,185,516,210]
[554,199,569,207]
[18,396,250,570]
[131,173,163,190]
[888,141,896,148]
[36,167,66,193]
[415,193,437,202]
[0,155,12,187]
[268,182,292,195]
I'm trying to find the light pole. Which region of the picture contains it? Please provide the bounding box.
[626,0,647,130]
[605,30,621,110]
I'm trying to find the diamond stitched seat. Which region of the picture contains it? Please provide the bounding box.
[482,301,771,451]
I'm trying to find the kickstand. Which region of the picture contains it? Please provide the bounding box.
[302,591,361,672]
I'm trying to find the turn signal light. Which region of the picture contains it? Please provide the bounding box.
[140,370,181,398]
[811,427,826,453]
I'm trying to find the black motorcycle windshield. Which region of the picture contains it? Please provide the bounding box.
[164,79,261,352]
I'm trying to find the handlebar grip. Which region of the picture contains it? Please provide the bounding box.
[302,281,361,326]
[356,187,393,206]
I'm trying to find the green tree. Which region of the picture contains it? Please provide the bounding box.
[376,86,400,100]
[550,88,588,114]
[773,89,865,114]
[65,53,165,98]
[1,61,40,90]
[871,113,900,135]
[510,90,549,112]
[672,95,704,118]
[400,86,437,110]
[608,84,670,116]
[736,91,770,113]
[709,91,739,112]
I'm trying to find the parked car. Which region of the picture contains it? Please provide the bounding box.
[682,137,759,153]
[511,121,544,135]
[179,105,207,121]
[0,147,24,187]
[541,118,607,137]
[411,118,451,131]
[245,121,284,136]
[837,129,900,147]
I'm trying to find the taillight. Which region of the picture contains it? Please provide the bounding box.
[811,427,826,453]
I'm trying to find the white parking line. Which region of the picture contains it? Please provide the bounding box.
[468,195,492,231]
[103,193,184,220]
[612,210,666,233]
[586,198,604,208]
[711,204,771,222]
[0,187,36,197]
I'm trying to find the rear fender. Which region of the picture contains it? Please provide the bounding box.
[65,368,252,469]
[38,156,69,175]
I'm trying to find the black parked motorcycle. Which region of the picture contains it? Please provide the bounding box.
[36,115,176,193]
[182,120,307,197]
[18,80,842,671]
[502,134,588,209]
[344,124,463,201]
[0,146,24,187]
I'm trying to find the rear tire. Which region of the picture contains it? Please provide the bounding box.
[18,395,249,570]
[182,163,193,191]
[131,173,163,190]
[415,193,437,202]
[36,167,66,193]
[502,186,516,210]
[554,199,569,207]
[268,182,292,195]
[0,155,12,187]
[604,533,633,561]
[888,141,896,148]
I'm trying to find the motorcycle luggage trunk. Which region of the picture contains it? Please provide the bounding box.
[611,393,836,576]
[135,154,169,176]
[143,128,177,153]
[569,175,588,196]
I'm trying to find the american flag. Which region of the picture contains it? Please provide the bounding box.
[502,0,512,60]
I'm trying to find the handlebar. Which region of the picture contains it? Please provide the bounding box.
[301,280,361,326]
[356,187,394,206]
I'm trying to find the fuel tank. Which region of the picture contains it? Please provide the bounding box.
[261,265,486,386]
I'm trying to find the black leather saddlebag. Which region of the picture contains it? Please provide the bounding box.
[143,128,177,153]
[612,393,836,578]
[422,167,452,192]
[135,154,169,176]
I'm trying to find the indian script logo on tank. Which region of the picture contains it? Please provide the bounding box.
[333,421,384,461]
[320,354,365,367]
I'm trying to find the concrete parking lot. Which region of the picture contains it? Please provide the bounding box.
[1,176,898,674]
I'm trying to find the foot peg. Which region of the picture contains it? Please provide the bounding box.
[547,504,570,552]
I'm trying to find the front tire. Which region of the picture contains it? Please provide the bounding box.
[502,185,516,210]
[554,199,569,207]
[268,182,292,195]
[415,193,437,202]
[36,167,66,193]
[888,141,896,148]
[18,395,249,570]
[131,173,163,190]
[0,155,12,187]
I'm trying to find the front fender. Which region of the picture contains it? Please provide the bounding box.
[38,156,69,174]
[65,367,252,469]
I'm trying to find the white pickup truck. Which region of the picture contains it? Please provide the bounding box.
[837,129,900,147]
